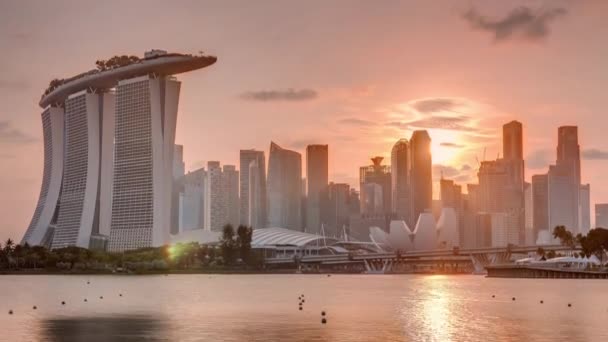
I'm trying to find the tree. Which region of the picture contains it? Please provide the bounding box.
[553,226,575,249]
[236,225,253,264]
[577,228,608,264]
[220,224,237,265]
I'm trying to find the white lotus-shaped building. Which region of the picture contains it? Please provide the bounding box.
[436,208,459,248]
[413,213,437,251]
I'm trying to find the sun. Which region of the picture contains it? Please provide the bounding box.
[428,129,463,165]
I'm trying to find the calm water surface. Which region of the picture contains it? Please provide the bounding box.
[1,274,607,341]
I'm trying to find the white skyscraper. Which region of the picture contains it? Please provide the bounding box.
[222,165,240,227]
[267,142,302,230]
[240,150,266,228]
[205,161,225,231]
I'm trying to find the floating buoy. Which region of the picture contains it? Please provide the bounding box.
[99,296,103,299]
[119,294,123,297]
[321,311,326,316]
[33,306,37,310]
[302,299,306,303]
[84,299,88,302]
[299,307,302,311]
[540,300,544,304]
[568,303,572,307]
[9,310,13,315]
[327,274,331,277]
[512,297,516,301]
[61,301,66,305]
[87,281,90,285]
[321,318,327,324]
[492,295,495,298]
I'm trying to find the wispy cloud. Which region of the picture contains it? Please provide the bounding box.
[240,88,318,102]
[433,164,476,183]
[338,117,376,126]
[410,98,465,114]
[0,121,36,144]
[582,148,608,160]
[462,6,567,42]
[440,142,465,148]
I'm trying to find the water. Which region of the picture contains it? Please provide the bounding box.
[1,274,607,341]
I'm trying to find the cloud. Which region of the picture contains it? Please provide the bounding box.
[337,117,376,126]
[433,163,477,184]
[0,121,36,144]
[526,149,552,169]
[410,98,464,114]
[462,6,567,42]
[240,88,318,102]
[440,142,465,148]
[582,148,608,160]
[387,115,477,132]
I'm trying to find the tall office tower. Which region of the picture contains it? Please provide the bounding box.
[306,144,328,234]
[360,182,384,215]
[267,142,302,230]
[524,182,534,245]
[179,168,206,232]
[532,174,549,241]
[349,189,361,215]
[391,139,410,224]
[410,130,432,226]
[556,126,581,232]
[204,161,225,231]
[595,203,608,228]
[556,126,581,185]
[440,178,463,244]
[359,157,392,216]
[547,164,578,234]
[22,51,216,251]
[463,183,479,248]
[222,165,240,227]
[503,121,523,160]
[51,92,115,249]
[321,183,351,238]
[247,159,263,229]
[173,144,185,180]
[21,107,64,247]
[477,160,519,245]
[579,184,590,235]
[503,121,525,244]
[240,150,266,228]
[171,144,185,235]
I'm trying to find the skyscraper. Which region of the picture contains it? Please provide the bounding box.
[503,120,523,161]
[267,142,302,230]
[21,108,64,247]
[306,144,328,234]
[531,174,549,241]
[240,150,266,228]
[22,51,216,251]
[320,182,351,238]
[179,168,206,232]
[222,165,240,227]
[595,203,608,228]
[359,157,391,216]
[391,139,410,224]
[205,161,224,231]
[51,92,115,249]
[579,184,590,235]
[547,164,578,234]
[173,144,185,180]
[410,130,432,225]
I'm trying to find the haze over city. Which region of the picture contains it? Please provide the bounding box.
[0,1,607,240]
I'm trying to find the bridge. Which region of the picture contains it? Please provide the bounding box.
[264,245,577,274]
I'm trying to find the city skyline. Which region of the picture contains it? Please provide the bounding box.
[3,1,608,241]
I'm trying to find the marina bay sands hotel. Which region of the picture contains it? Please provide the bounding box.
[21,50,217,252]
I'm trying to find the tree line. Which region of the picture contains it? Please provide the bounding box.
[552,226,608,263]
[0,224,261,273]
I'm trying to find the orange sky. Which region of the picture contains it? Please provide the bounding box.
[1,0,608,241]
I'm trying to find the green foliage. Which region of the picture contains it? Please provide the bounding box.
[553,225,575,249]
